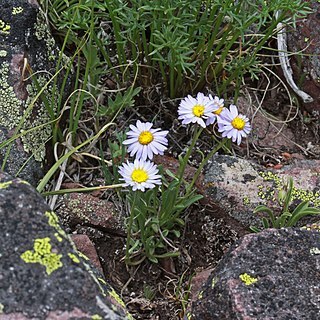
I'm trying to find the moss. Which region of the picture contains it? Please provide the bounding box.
[239,273,258,286]
[20,237,63,275]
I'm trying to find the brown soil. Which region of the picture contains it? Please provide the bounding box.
[94,204,241,320]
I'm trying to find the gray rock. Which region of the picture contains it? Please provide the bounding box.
[0,170,131,319]
[204,154,320,229]
[0,0,72,185]
[187,227,320,320]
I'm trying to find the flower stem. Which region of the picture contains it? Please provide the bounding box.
[178,126,203,183]
[186,137,228,195]
[125,191,139,264]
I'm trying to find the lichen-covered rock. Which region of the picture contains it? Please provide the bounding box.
[0,170,132,319]
[187,227,320,319]
[57,192,125,237]
[0,0,72,185]
[204,154,320,229]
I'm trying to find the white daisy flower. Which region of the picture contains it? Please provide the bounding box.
[178,92,217,128]
[217,104,251,145]
[206,94,225,125]
[123,120,169,161]
[118,159,162,192]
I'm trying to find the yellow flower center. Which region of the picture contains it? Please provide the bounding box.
[192,104,205,117]
[214,106,224,115]
[131,169,148,183]
[138,131,154,145]
[231,117,245,130]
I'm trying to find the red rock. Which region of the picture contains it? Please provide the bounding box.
[71,234,103,273]
[287,0,320,113]
[59,192,124,232]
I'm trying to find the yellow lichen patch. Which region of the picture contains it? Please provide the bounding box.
[211,277,217,288]
[198,290,203,299]
[0,303,4,313]
[45,211,67,239]
[20,237,63,275]
[45,210,59,227]
[54,233,63,242]
[91,315,102,320]
[0,20,10,35]
[239,273,258,286]
[68,253,80,263]
[76,250,90,261]
[0,181,12,189]
[98,277,106,284]
[0,50,7,57]
[243,196,251,205]
[186,312,192,320]
[126,313,135,320]
[258,171,320,207]
[12,7,23,15]
[109,288,126,308]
